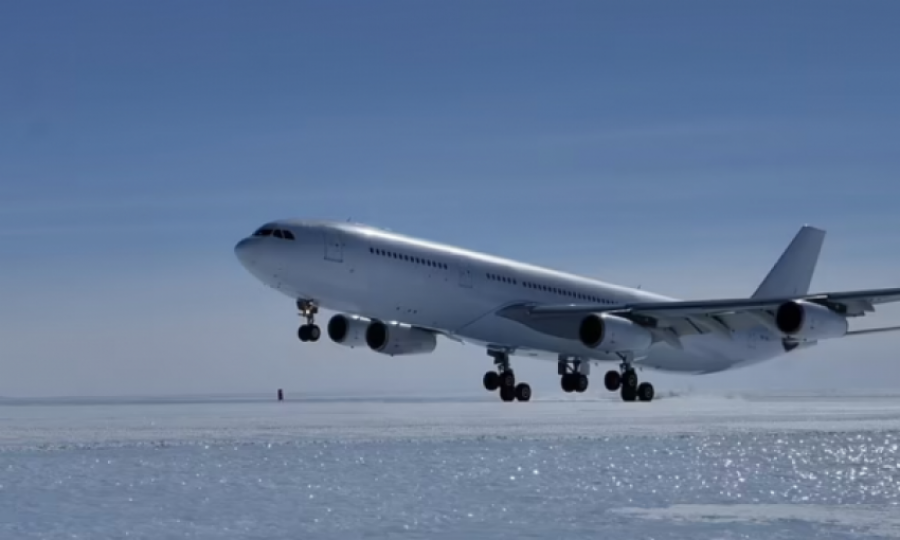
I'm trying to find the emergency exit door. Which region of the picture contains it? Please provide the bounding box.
[323,231,344,263]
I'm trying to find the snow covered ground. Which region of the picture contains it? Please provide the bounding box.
[2,391,899,539]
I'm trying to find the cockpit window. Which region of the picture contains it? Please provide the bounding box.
[251,227,295,240]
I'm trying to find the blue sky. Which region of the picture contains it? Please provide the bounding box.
[1,1,900,398]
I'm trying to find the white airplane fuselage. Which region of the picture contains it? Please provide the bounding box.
[235,219,788,374]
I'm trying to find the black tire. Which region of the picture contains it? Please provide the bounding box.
[574,374,589,393]
[308,325,321,342]
[298,325,310,342]
[621,384,637,402]
[623,369,638,390]
[560,374,574,393]
[483,371,500,391]
[515,383,531,402]
[604,370,620,391]
[637,382,655,402]
[499,371,516,389]
[499,385,516,402]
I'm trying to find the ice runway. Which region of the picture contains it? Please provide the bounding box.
[2,391,900,539]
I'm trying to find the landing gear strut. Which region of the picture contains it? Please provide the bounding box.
[296,299,321,342]
[482,350,531,402]
[603,354,654,402]
[558,356,589,393]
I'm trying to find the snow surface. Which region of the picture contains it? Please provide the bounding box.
[1,391,900,539]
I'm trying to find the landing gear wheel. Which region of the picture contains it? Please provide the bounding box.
[498,371,516,389]
[483,371,500,391]
[308,325,321,342]
[604,370,621,391]
[622,369,638,390]
[499,386,516,402]
[637,382,655,402]
[574,373,589,393]
[298,324,320,342]
[621,384,637,402]
[515,383,532,402]
[560,374,574,393]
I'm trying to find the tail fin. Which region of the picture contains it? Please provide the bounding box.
[752,225,826,299]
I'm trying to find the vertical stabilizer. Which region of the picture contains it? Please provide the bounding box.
[752,225,825,299]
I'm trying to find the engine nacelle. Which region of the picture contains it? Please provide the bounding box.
[775,300,848,341]
[365,321,438,356]
[326,314,370,347]
[578,313,653,351]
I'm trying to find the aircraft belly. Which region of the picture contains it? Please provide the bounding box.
[638,331,783,374]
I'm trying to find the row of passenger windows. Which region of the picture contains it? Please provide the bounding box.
[252,228,295,240]
[371,246,613,305]
[523,280,614,304]
[487,273,517,285]
[487,271,611,303]
[369,247,448,269]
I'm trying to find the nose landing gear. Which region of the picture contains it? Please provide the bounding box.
[296,299,321,342]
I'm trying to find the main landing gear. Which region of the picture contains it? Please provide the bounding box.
[296,299,321,342]
[482,350,531,402]
[603,354,654,402]
[558,356,590,393]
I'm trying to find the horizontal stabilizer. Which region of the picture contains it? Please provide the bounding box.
[846,325,900,336]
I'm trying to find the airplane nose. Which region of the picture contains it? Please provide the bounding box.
[234,238,254,266]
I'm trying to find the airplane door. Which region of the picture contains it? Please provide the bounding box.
[323,231,344,263]
[459,264,473,288]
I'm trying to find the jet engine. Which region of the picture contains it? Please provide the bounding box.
[327,314,370,348]
[578,313,653,351]
[365,321,438,356]
[775,300,848,341]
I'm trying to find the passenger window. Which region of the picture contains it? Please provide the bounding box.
[273,230,284,239]
[283,230,295,240]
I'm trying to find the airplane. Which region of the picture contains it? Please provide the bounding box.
[234,220,900,403]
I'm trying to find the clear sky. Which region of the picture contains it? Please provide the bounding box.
[1,1,900,398]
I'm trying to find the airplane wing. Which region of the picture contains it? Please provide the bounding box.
[497,287,900,345]
[525,287,900,318]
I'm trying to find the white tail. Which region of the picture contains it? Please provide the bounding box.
[752,225,826,299]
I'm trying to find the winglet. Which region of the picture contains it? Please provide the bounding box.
[752,225,826,299]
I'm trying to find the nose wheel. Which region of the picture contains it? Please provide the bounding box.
[296,299,320,342]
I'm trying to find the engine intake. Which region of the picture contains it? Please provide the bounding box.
[578,313,653,351]
[327,314,369,347]
[365,321,438,356]
[775,300,848,341]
